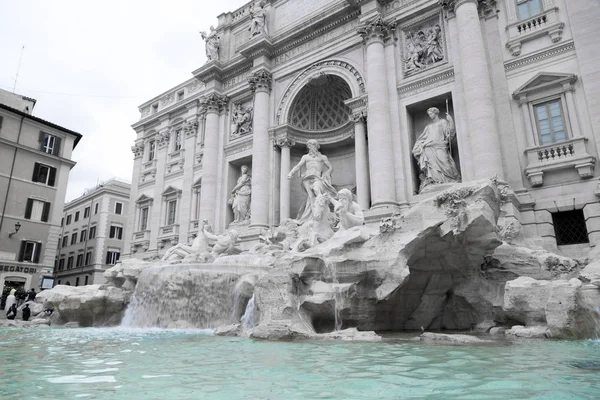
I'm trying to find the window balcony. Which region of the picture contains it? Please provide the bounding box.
[506,7,564,56]
[524,137,595,187]
[169,150,182,160]
[143,159,157,171]
[158,224,179,238]
[132,230,150,243]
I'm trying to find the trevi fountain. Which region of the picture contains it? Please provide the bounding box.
[3,0,600,397]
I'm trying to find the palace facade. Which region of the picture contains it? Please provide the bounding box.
[125,0,600,258]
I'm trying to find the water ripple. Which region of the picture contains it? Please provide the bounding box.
[0,328,599,399]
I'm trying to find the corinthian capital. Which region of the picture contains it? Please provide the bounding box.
[350,111,367,124]
[131,142,144,159]
[439,0,497,18]
[276,136,295,149]
[357,14,394,44]
[248,69,272,93]
[199,93,228,113]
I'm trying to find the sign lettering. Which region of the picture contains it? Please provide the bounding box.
[1,265,37,274]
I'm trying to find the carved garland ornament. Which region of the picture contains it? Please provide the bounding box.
[276,60,366,125]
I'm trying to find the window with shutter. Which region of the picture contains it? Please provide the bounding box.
[89,226,96,239]
[25,199,50,222]
[66,214,72,225]
[42,202,50,222]
[71,233,77,245]
[67,256,73,269]
[20,241,41,263]
[32,163,56,187]
[25,199,33,219]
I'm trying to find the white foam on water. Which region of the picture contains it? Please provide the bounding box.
[82,368,119,374]
[142,375,172,379]
[105,361,123,365]
[81,360,104,365]
[47,375,116,384]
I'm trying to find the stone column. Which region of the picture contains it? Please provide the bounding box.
[248,70,273,228]
[351,111,370,209]
[124,141,144,256]
[516,96,535,147]
[277,137,294,222]
[179,117,199,243]
[358,16,397,207]
[198,94,227,227]
[443,0,504,179]
[564,88,582,137]
[149,129,170,250]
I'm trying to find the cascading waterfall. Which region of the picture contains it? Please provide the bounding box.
[121,264,247,329]
[241,295,257,330]
[325,261,346,332]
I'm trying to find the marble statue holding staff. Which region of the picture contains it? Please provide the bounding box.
[249,1,268,37]
[229,165,252,225]
[287,139,337,224]
[200,26,219,62]
[412,107,461,192]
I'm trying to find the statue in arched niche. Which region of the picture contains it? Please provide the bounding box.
[229,165,252,226]
[287,139,337,224]
[412,107,461,192]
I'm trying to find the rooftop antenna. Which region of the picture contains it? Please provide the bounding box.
[13,45,25,93]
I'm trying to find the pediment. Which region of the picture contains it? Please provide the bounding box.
[135,194,154,204]
[513,73,577,98]
[162,186,182,197]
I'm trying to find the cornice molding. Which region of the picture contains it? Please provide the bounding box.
[504,41,575,72]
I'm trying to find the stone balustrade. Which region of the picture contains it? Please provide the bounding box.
[524,137,595,187]
[142,159,157,171]
[169,150,182,160]
[506,7,564,56]
[158,224,180,238]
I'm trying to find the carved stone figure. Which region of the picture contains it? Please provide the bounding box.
[404,23,443,72]
[331,188,364,231]
[203,226,239,259]
[249,1,268,37]
[161,220,211,261]
[287,139,337,224]
[412,107,461,192]
[291,193,335,252]
[231,103,253,137]
[229,165,252,226]
[200,26,219,62]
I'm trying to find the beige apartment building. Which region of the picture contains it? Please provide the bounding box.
[0,88,82,293]
[55,179,130,286]
[126,0,600,259]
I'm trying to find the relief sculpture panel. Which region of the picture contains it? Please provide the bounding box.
[400,14,446,77]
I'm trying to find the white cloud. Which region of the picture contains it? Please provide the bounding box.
[0,0,247,201]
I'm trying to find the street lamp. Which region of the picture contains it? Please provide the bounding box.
[8,222,21,238]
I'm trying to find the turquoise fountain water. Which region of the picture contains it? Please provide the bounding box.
[1,327,599,399]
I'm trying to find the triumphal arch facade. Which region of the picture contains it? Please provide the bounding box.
[126,0,600,258]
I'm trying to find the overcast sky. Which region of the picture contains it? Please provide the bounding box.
[0,0,247,201]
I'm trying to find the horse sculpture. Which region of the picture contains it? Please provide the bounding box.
[291,193,335,252]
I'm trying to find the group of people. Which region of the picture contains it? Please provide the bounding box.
[4,288,36,321]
